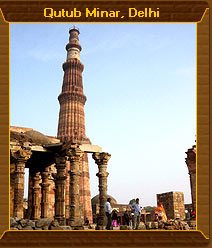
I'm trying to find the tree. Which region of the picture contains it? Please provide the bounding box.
[129,199,136,205]
[143,206,156,212]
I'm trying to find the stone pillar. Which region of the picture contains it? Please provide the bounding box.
[67,144,83,229]
[185,145,196,212]
[190,172,196,211]
[65,161,70,220]
[13,149,31,218]
[32,172,41,220]
[92,152,111,228]
[40,168,50,218]
[53,155,67,225]
[27,173,33,219]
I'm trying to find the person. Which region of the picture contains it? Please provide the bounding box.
[123,210,129,226]
[85,217,89,226]
[104,197,112,230]
[112,210,119,227]
[190,209,196,221]
[130,198,142,229]
[129,213,132,226]
[117,216,121,225]
[154,202,167,222]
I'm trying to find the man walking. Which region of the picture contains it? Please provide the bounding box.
[130,198,142,229]
[104,197,112,230]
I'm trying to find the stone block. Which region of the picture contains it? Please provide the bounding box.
[42,226,49,230]
[95,225,106,230]
[79,144,102,153]
[27,221,36,228]
[179,221,190,230]
[22,226,33,230]
[154,222,158,229]
[36,218,53,228]
[17,224,23,230]
[60,226,72,230]
[49,226,64,230]
[71,226,84,230]
[166,226,176,230]
[14,217,20,222]
[88,224,95,229]
[20,219,29,227]
[34,227,42,230]
[188,220,196,227]
[146,221,158,229]
[10,227,18,230]
[120,225,131,230]
[10,218,18,227]
[137,222,146,230]
[50,220,60,227]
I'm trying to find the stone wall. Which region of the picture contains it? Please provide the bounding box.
[157,192,185,220]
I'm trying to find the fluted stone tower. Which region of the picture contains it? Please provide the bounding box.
[57,27,92,223]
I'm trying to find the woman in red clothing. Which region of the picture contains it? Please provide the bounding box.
[112,210,119,227]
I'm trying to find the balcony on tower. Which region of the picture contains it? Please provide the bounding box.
[66,26,82,61]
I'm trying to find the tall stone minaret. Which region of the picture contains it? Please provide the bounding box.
[58,27,89,143]
[57,27,92,223]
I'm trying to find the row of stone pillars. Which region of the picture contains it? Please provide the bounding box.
[12,145,111,229]
[29,168,50,220]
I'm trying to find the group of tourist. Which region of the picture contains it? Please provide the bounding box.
[104,197,143,230]
[104,197,168,230]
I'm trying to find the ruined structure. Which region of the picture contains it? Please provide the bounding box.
[10,28,111,230]
[185,145,196,211]
[157,192,185,220]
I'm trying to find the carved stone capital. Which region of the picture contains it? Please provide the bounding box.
[11,148,32,163]
[92,152,111,165]
[66,144,83,162]
[55,153,66,165]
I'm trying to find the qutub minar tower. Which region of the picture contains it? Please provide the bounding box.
[57,27,92,223]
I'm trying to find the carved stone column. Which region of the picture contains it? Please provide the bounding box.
[40,168,50,218]
[92,152,111,228]
[53,155,67,225]
[185,145,196,212]
[32,172,41,220]
[13,149,31,218]
[67,143,83,229]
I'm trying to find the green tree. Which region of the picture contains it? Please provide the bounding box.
[129,199,136,205]
[143,206,156,212]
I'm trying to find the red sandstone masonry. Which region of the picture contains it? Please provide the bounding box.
[57,29,92,223]
[157,192,185,220]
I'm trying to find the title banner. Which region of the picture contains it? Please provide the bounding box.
[0,1,209,22]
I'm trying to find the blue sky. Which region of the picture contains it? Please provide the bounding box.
[10,23,196,207]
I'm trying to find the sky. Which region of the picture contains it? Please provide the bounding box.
[10,23,196,207]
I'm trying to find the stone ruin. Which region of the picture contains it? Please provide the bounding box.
[10,128,111,230]
[157,191,185,220]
